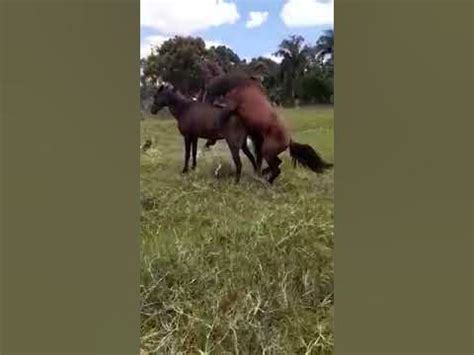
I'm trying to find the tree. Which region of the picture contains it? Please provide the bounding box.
[207,45,241,73]
[199,45,242,98]
[315,29,334,67]
[141,52,160,85]
[141,37,245,99]
[142,36,208,95]
[297,66,333,104]
[139,33,334,110]
[140,58,157,112]
[244,57,282,104]
[274,35,312,104]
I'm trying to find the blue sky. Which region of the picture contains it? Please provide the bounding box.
[140,0,333,61]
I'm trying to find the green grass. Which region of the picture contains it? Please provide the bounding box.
[140,106,334,354]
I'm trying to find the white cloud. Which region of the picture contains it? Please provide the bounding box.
[281,0,333,27]
[245,11,269,28]
[140,35,228,58]
[321,52,332,64]
[140,35,170,58]
[141,0,240,35]
[263,53,283,64]
[205,40,224,49]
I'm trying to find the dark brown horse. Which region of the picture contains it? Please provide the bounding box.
[206,73,333,183]
[150,84,258,183]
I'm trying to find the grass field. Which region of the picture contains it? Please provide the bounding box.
[140,106,334,354]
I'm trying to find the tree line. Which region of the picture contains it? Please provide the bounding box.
[140,30,333,110]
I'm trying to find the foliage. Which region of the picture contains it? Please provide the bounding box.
[140,31,334,108]
[244,57,282,104]
[140,59,156,112]
[314,30,334,67]
[274,35,313,105]
[207,45,242,74]
[150,36,207,94]
[297,67,334,104]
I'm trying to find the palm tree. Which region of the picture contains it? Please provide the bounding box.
[315,29,334,67]
[274,35,312,104]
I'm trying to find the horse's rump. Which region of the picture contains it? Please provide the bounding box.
[226,87,288,142]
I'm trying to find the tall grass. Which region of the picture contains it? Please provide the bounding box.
[140,106,334,354]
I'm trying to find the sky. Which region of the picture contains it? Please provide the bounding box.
[140,0,333,62]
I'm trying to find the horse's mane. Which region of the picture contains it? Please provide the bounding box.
[167,87,194,106]
[207,73,263,97]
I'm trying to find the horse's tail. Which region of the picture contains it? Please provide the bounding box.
[288,139,333,174]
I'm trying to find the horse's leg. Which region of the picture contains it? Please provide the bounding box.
[262,136,285,184]
[241,139,258,172]
[260,136,276,176]
[182,136,191,174]
[205,139,217,150]
[226,141,242,184]
[250,134,263,176]
[266,156,282,184]
[262,156,281,177]
[191,137,198,170]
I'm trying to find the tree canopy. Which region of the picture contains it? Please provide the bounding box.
[141,31,334,108]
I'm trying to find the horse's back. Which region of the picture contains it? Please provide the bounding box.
[185,102,219,120]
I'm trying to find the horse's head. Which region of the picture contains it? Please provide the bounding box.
[205,73,259,105]
[150,84,175,114]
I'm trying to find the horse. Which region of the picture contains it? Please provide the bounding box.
[150,84,258,183]
[205,73,333,184]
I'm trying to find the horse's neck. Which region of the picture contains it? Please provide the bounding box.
[168,94,191,119]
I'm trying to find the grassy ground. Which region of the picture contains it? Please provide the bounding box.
[140,106,334,354]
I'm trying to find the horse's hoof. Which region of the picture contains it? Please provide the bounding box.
[181,169,189,174]
[267,176,278,185]
[262,170,271,177]
[252,175,268,185]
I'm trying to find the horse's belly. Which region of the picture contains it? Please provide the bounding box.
[237,106,272,132]
[178,118,222,140]
[198,130,223,139]
[193,124,224,140]
[237,104,290,149]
